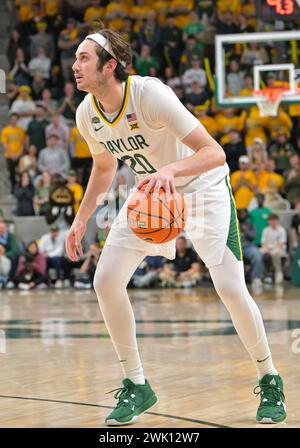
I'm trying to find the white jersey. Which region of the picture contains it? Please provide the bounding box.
[76,75,228,189]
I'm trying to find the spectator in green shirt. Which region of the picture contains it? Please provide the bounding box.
[183,11,205,43]
[249,193,271,246]
[26,104,49,152]
[135,44,160,77]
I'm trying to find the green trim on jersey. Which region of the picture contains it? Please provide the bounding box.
[91,76,131,127]
[225,176,243,261]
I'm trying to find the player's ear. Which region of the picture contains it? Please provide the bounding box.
[103,58,118,75]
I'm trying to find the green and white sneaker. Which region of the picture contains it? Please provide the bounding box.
[254,374,287,423]
[105,378,158,426]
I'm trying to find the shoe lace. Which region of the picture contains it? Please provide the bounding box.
[106,385,136,408]
[253,382,285,407]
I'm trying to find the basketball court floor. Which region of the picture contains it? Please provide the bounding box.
[0,285,299,428]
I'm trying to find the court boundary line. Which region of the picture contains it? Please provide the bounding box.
[0,394,231,428]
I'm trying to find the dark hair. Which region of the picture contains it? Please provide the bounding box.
[268,214,279,221]
[92,27,132,82]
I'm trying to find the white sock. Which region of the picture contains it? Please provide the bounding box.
[94,245,146,385]
[208,247,278,380]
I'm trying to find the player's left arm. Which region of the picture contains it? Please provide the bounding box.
[137,78,225,199]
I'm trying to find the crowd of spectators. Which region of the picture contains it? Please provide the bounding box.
[1,0,300,291]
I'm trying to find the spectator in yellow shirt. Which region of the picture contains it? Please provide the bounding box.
[1,113,25,193]
[67,170,83,215]
[231,155,257,209]
[194,106,219,139]
[83,0,105,24]
[257,159,284,193]
[69,126,92,188]
[215,108,246,145]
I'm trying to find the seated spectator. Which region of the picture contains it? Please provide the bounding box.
[74,243,101,289]
[1,112,25,193]
[238,12,254,32]
[182,55,206,93]
[15,241,48,290]
[67,170,83,215]
[249,193,271,246]
[132,256,166,288]
[31,71,47,100]
[194,105,219,139]
[69,125,92,187]
[238,208,263,289]
[184,80,210,110]
[0,243,11,289]
[226,60,244,96]
[216,108,246,146]
[180,35,203,74]
[29,21,55,62]
[38,134,70,177]
[244,106,268,151]
[46,174,75,226]
[40,88,58,119]
[26,104,49,151]
[268,131,295,174]
[223,129,247,173]
[182,11,205,43]
[0,219,20,283]
[38,223,66,289]
[7,29,25,69]
[9,48,31,86]
[267,110,293,142]
[262,186,290,212]
[283,154,300,183]
[215,10,239,35]
[6,79,20,106]
[261,214,287,284]
[135,44,160,77]
[10,85,36,131]
[241,42,268,67]
[45,114,70,150]
[231,155,257,209]
[257,159,284,193]
[283,154,300,206]
[163,66,181,90]
[58,18,80,82]
[83,0,105,24]
[138,10,161,55]
[159,237,201,287]
[28,47,51,80]
[291,198,300,255]
[57,82,80,125]
[14,171,35,217]
[34,170,52,216]
[247,137,268,171]
[161,14,182,73]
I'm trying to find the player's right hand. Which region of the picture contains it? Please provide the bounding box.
[65,220,87,262]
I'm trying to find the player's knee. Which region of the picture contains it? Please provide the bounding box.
[216,283,250,310]
[93,265,112,297]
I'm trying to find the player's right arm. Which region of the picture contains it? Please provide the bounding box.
[66,102,117,262]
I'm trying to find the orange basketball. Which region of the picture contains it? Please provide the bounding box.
[127,186,187,244]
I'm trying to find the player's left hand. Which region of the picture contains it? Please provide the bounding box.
[137,167,176,201]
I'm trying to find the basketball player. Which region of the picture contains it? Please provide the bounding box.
[66,29,286,425]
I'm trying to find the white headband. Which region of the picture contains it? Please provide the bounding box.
[85,33,127,68]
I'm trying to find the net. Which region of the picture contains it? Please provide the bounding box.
[254,87,290,117]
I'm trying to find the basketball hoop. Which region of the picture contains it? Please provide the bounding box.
[254,86,290,117]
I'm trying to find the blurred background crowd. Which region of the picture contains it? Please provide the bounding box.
[0,0,300,292]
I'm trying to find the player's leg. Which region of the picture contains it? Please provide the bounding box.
[93,244,158,425]
[207,247,286,423]
[187,177,286,423]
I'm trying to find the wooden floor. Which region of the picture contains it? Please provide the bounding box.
[0,284,299,428]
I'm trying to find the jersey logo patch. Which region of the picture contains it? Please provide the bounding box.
[126,112,139,130]
[92,116,101,124]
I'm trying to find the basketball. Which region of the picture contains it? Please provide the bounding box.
[127,186,187,244]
